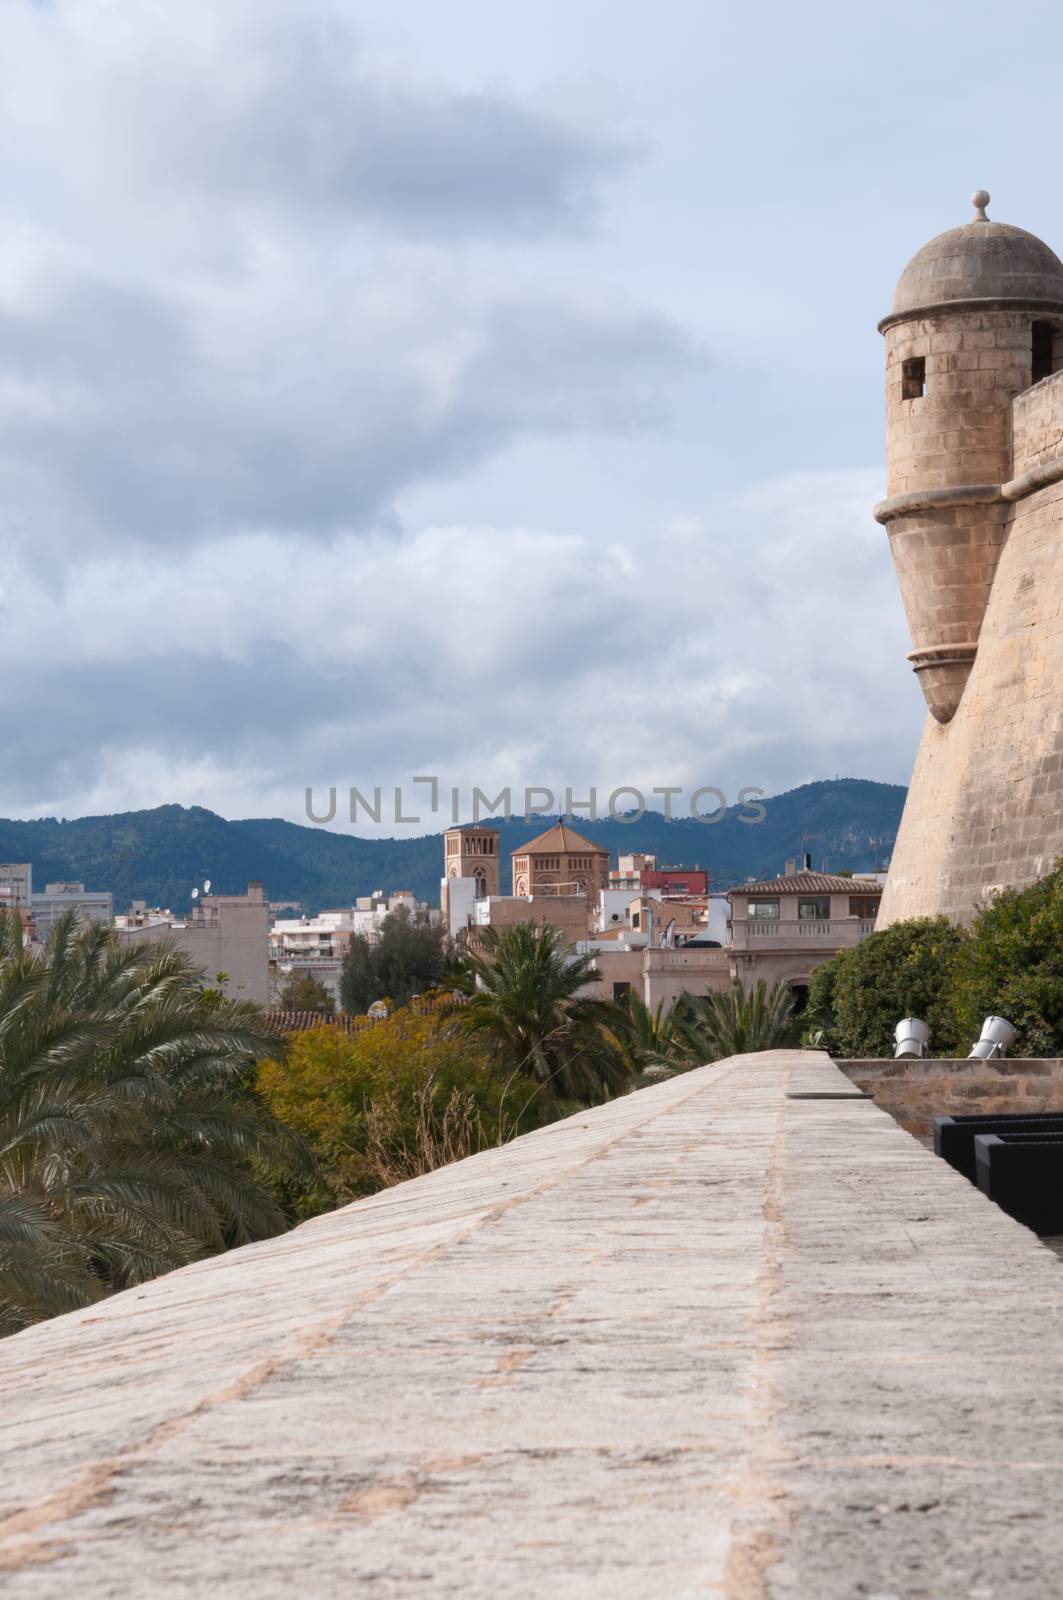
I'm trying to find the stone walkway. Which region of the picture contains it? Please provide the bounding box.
[2,1051,1062,1597]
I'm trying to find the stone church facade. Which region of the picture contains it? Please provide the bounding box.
[877,192,1063,926]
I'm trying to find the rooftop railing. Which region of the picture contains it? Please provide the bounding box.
[730,916,875,948]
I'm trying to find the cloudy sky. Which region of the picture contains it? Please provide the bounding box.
[2,0,1059,832]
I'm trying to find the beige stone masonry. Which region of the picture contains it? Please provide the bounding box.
[840,1056,1063,1141]
[3,1051,1063,1597]
[879,207,1063,916]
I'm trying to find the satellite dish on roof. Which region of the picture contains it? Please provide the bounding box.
[203,879,212,894]
[191,887,199,899]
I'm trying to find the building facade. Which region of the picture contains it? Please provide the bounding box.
[441,827,500,925]
[877,192,1063,924]
[31,881,113,935]
[120,882,271,1005]
[510,823,610,905]
[0,863,32,905]
[728,870,883,992]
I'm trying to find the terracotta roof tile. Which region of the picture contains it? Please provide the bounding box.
[512,823,609,857]
[727,873,883,899]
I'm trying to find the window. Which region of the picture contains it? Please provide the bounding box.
[849,895,881,919]
[901,356,925,400]
[612,982,631,1002]
[1032,321,1056,384]
[798,897,830,920]
[746,899,779,920]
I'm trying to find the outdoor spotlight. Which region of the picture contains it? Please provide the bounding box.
[967,1015,1017,1061]
[894,1017,931,1059]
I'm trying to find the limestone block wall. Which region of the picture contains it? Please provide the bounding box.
[883,501,1010,722]
[879,469,1063,923]
[839,1056,1063,1141]
[8,1050,1063,1597]
[1011,368,1063,479]
[880,310,1029,723]
[884,312,1029,496]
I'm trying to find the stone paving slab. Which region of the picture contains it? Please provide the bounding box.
[1,1050,1062,1597]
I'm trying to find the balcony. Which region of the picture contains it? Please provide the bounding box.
[643,947,731,971]
[730,917,875,952]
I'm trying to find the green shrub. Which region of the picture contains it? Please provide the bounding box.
[805,917,964,1058]
[949,864,1063,1056]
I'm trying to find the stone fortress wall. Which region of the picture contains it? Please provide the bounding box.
[876,197,1063,925]
[840,1055,1063,1141]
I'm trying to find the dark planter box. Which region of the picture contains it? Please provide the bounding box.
[974,1133,1063,1235]
[933,1112,1063,1183]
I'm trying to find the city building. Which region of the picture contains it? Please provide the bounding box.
[0,885,35,942]
[608,851,657,891]
[269,910,355,1010]
[351,890,424,938]
[442,823,880,1011]
[114,901,177,932]
[728,866,884,996]
[876,192,1063,924]
[640,865,708,896]
[510,823,609,905]
[0,864,113,935]
[441,826,500,926]
[119,882,270,1005]
[0,863,32,905]
[269,893,434,1007]
[31,881,113,935]
[470,893,589,946]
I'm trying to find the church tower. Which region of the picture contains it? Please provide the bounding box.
[877,191,1063,723]
[442,826,500,906]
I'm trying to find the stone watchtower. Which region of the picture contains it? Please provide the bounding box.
[877,191,1063,725]
[877,193,1063,925]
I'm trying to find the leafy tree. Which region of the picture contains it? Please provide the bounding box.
[949,863,1063,1056]
[0,911,308,1336]
[339,907,446,1014]
[446,923,631,1105]
[805,916,964,1058]
[278,972,333,1014]
[256,999,551,1204]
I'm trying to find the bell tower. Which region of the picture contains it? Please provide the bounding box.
[876,191,1063,723]
[442,825,500,907]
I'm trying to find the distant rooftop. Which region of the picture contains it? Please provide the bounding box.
[513,821,609,856]
[730,870,882,897]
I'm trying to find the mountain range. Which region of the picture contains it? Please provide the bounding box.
[0,779,907,913]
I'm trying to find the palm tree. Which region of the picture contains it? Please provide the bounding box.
[604,993,703,1085]
[0,910,308,1336]
[683,979,798,1062]
[446,923,631,1105]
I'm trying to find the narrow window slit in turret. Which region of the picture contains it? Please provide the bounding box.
[901,356,925,400]
[1031,321,1055,385]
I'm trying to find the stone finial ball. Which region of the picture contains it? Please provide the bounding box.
[972,189,991,216]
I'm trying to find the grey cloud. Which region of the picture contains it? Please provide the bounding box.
[6,3,630,243]
[0,476,920,822]
[0,264,702,549]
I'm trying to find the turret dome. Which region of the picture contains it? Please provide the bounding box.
[880,192,1063,330]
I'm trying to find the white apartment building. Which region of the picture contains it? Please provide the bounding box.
[31,881,113,935]
[0,865,114,935]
